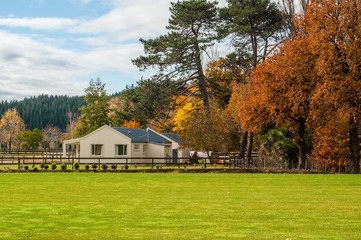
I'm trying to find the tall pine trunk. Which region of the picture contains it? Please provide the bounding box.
[246,131,254,166]
[348,116,360,174]
[239,131,248,165]
[194,38,210,112]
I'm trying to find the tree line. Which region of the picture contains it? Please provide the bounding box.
[0,95,85,131]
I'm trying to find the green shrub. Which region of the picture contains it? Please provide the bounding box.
[124,165,129,170]
[111,164,117,170]
[92,163,98,172]
[156,165,160,169]
[85,164,90,171]
[73,162,80,170]
[24,165,29,170]
[51,163,57,170]
[91,163,98,170]
[40,163,45,169]
[101,163,108,171]
[260,128,299,168]
[61,163,67,171]
[32,167,38,172]
[44,164,49,170]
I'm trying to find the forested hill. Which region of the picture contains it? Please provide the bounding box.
[0,95,85,131]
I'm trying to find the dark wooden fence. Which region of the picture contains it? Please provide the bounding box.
[0,150,351,172]
[0,155,238,170]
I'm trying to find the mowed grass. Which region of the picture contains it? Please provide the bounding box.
[0,173,359,240]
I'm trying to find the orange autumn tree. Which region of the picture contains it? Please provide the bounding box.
[235,35,318,169]
[0,108,26,150]
[121,120,141,129]
[298,0,361,173]
[311,108,349,172]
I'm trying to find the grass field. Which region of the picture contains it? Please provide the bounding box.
[0,173,359,239]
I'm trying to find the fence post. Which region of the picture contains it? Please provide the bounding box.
[178,157,180,169]
[98,159,101,170]
[18,158,20,170]
[204,158,207,169]
[151,158,154,169]
[72,158,74,170]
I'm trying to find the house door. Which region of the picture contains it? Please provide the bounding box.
[172,149,178,164]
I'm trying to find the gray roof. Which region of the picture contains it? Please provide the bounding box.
[161,133,181,143]
[112,127,171,144]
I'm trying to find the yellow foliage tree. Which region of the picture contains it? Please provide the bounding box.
[173,98,230,152]
[0,108,25,150]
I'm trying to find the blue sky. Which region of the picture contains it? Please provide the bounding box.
[0,0,228,101]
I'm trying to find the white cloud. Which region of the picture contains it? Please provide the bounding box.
[0,31,89,99]
[0,17,80,30]
[70,0,171,40]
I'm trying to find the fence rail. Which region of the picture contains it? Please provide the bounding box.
[0,151,353,173]
[0,155,241,170]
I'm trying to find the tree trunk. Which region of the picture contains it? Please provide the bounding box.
[239,131,248,160]
[193,40,210,111]
[246,131,254,166]
[297,118,306,169]
[348,117,360,174]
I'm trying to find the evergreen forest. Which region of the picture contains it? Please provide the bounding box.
[0,95,85,131]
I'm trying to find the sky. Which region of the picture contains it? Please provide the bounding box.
[0,0,228,101]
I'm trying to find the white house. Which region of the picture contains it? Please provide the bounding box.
[62,125,187,163]
[159,132,190,163]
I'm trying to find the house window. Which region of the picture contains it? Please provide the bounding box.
[115,144,127,156]
[134,144,139,152]
[91,144,103,156]
[143,144,147,153]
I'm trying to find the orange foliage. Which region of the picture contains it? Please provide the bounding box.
[311,109,349,172]
[298,0,361,172]
[236,35,318,133]
[298,0,361,115]
[232,30,319,168]
[232,0,361,170]
[121,120,141,129]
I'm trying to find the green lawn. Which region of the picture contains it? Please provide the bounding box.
[0,173,359,239]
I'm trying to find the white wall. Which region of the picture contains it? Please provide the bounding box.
[79,127,131,159]
[129,142,170,163]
